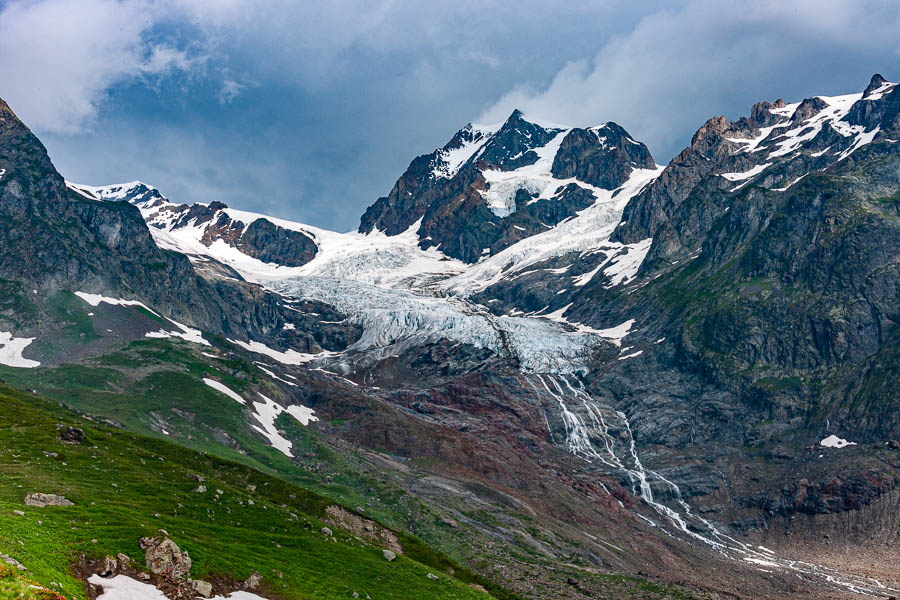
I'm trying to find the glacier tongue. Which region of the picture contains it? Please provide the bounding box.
[270,277,626,374]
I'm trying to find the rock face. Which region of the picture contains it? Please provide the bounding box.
[612,73,900,273]
[98,555,117,577]
[140,537,192,581]
[550,122,655,189]
[0,97,361,361]
[360,109,655,263]
[243,572,262,590]
[24,493,73,507]
[238,218,317,266]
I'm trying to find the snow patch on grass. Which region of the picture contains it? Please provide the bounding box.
[88,575,167,600]
[74,291,160,317]
[145,319,209,346]
[75,290,209,346]
[251,393,318,457]
[202,378,245,405]
[228,339,335,365]
[88,575,271,600]
[0,331,40,368]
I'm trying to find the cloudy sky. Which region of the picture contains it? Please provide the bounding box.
[2,0,899,231]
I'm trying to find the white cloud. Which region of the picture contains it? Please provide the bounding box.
[478,0,900,159]
[0,0,204,133]
[218,79,244,103]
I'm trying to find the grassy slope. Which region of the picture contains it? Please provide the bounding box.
[0,331,709,600]
[0,336,444,543]
[0,295,709,600]
[0,383,497,600]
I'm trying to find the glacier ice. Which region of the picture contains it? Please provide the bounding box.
[271,277,628,374]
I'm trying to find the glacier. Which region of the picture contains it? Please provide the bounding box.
[270,276,630,374]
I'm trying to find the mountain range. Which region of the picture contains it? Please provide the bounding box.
[0,73,898,600]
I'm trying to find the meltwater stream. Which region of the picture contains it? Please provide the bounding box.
[527,373,899,597]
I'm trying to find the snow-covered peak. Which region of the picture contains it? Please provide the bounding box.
[862,73,896,100]
[67,180,160,204]
[431,123,497,179]
[478,128,571,217]
[429,109,570,181]
[712,76,897,192]
[446,165,663,295]
[72,179,466,289]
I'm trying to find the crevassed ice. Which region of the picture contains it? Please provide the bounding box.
[271,277,629,373]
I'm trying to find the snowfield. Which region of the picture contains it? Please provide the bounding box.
[479,129,570,217]
[203,378,246,405]
[444,166,663,296]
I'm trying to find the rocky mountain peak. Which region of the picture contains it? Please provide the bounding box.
[749,99,785,128]
[442,123,491,156]
[475,109,563,171]
[689,115,728,146]
[359,108,653,262]
[863,72,889,97]
[614,73,899,268]
[0,97,16,120]
[67,181,166,207]
[790,96,828,122]
[550,121,655,190]
[0,95,68,206]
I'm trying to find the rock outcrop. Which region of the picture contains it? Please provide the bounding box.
[24,493,73,507]
[139,536,192,581]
